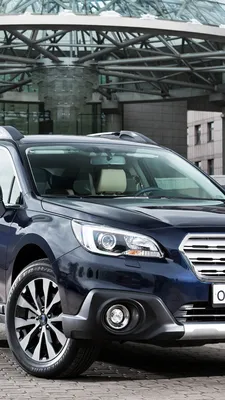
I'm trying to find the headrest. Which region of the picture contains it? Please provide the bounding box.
[51,174,74,190]
[32,168,48,182]
[97,169,127,193]
[45,174,74,195]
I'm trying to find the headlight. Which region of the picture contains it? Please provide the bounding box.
[72,221,163,258]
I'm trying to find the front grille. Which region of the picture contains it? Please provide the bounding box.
[174,303,225,323]
[180,233,225,282]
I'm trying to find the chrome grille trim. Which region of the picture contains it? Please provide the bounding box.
[175,303,225,323]
[179,233,225,282]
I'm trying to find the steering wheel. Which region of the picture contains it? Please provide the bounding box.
[134,187,164,197]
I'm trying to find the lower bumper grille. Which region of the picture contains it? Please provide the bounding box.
[174,303,225,323]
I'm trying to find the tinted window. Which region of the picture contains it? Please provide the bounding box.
[195,125,201,145]
[0,147,21,204]
[207,122,214,142]
[208,159,214,175]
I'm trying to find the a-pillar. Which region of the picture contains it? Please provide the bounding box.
[101,100,122,132]
[220,56,225,173]
[33,65,98,134]
[222,110,225,174]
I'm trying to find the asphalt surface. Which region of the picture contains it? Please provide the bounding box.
[0,324,225,399]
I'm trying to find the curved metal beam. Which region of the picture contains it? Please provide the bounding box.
[1,14,225,42]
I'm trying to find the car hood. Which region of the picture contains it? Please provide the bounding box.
[42,197,225,230]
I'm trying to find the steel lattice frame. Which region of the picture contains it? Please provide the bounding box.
[0,1,225,102]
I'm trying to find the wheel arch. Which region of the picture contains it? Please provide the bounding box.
[9,234,56,287]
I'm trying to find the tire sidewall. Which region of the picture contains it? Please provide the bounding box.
[6,260,78,378]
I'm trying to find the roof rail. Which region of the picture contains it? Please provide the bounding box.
[88,130,157,145]
[0,126,24,141]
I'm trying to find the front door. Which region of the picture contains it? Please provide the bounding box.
[0,146,22,303]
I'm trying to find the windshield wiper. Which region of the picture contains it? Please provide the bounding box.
[66,195,225,202]
[42,194,81,198]
[143,195,225,202]
[42,194,225,202]
[67,195,129,199]
[42,194,128,199]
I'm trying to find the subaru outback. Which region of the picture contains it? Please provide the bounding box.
[0,126,225,378]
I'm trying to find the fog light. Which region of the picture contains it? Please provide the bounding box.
[105,304,130,330]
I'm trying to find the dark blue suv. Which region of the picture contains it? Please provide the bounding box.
[1,126,225,379]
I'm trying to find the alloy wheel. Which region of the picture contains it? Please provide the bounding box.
[14,278,69,362]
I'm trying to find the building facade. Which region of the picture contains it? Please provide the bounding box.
[0,1,225,147]
[187,111,223,175]
[0,99,223,174]
[124,102,188,158]
[0,101,103,136]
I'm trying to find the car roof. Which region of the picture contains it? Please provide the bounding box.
[0,126,160,148]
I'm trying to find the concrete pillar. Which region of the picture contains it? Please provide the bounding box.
[101,101,122,132]
[123,101,188,157]
[33,65,98,134]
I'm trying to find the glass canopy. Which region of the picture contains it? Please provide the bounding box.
[0,0,225,103]
[2,0,225,27]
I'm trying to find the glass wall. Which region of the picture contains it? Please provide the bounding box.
[75,104,103,135]
[0,102,102,135]
[0,103,39,135]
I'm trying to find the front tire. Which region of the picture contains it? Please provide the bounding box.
[6,259,99,378]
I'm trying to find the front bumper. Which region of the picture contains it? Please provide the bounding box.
[62,289,225,343]
[55,244,210,317]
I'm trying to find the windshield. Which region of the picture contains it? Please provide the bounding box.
[26,143,225,200]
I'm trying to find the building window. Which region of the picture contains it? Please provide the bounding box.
[208,159,214,175]
[195,124,201,145]
[195,161,202,169]
[207,121,214,142]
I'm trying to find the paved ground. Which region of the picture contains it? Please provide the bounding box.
[1,324,225,400]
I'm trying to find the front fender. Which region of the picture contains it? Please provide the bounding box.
[5,209,80,300]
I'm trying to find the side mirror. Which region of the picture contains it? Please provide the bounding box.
[0,186,6,217]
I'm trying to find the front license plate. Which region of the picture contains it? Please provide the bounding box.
[213,284,225,305]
